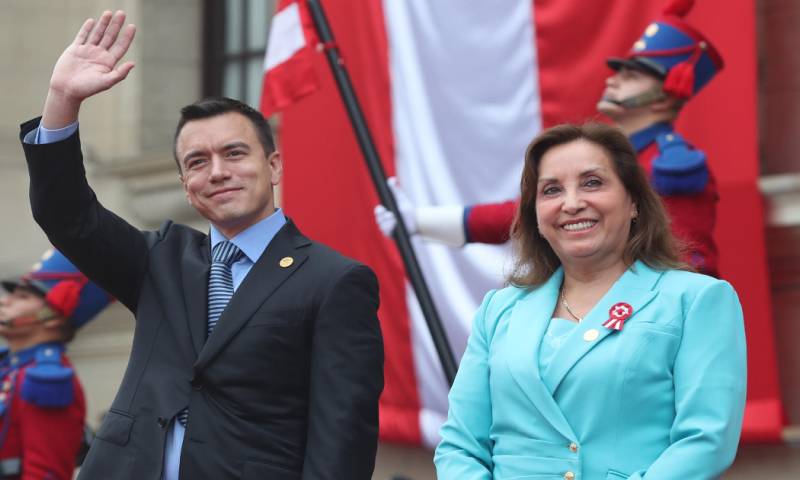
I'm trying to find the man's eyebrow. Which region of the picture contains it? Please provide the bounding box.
[181,142,251,164]
[182,149,205,164]
[223,141,250,151]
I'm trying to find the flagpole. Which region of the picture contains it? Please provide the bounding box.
[305,0,458,386]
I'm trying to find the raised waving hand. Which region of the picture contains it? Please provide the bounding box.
[43,10,136,129]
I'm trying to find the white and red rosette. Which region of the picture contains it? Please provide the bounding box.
[602,302,633,331]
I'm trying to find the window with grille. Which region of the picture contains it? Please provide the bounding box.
[203,0,277,108]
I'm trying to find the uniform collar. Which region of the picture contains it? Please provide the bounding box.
[0,342,64,369]
[629,122,673,152]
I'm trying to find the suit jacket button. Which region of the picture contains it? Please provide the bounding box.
[569,442,578,453]
[157,416,168,428]
[583,329,599,342]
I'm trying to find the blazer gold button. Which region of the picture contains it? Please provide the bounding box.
[279,257,294,268]
[583,329,599,342]
[564,471,575,480]
[569,442,578,453]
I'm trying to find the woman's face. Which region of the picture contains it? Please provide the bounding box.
[535,139,636,269]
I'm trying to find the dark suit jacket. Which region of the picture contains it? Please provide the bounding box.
[20,118,384,480]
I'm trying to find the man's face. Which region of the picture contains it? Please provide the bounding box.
[177,112,283,238]
[597,67,662,119]
[0,287,47,338]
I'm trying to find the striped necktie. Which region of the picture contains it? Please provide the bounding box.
[206,240,244,336]
[177,240,243,428]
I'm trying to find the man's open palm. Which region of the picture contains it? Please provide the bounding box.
[50,10,136,103]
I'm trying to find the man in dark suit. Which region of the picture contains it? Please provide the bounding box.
[20,10,383,480]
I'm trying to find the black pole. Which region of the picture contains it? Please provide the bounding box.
[305,0,457,386]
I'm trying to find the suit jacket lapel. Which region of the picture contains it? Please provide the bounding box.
[541,261,662,395]
[193,221,310,373]
[505,269,576,441]
[181,234,211,356]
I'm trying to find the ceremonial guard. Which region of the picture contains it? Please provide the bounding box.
[0,249,111,479]
[375,0,723,276]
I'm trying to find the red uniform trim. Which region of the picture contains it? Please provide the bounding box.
[464,200,517,244]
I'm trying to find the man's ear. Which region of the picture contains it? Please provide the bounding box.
[269,151,283,187]
[40,313,67,331]
[650,94,681,115]
[42,314,75,342]
[179,175,194,206]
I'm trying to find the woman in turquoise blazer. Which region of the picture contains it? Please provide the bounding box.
[435,124,746,479]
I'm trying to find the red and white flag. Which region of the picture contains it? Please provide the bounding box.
[260,0,320,116]
[270,0,784,445]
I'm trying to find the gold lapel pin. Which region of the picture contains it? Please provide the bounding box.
[279,256,294,268]
[583,329,600,342]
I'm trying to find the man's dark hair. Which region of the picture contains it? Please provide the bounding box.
[172,97,276,172]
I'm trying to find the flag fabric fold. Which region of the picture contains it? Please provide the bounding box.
[260,0,320,116]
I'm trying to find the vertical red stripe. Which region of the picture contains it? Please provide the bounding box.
[279,0,422,444]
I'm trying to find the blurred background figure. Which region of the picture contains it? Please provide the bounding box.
[0,249,111,479]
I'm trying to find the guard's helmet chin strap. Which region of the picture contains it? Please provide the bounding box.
[0,306,59,328]
[605,86,667,109]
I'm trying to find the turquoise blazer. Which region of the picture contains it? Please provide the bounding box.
[435,261,746,480]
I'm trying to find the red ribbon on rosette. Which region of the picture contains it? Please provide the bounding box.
[603,302,633,331]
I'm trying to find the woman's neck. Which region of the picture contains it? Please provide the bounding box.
[558,258,631,321]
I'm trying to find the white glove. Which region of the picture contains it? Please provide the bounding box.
[373,177,467,246]
[374,177,418,237]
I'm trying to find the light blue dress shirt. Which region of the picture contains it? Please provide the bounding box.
[27,122,78,144]
[33,122,288,480]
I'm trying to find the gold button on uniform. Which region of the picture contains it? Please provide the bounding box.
[569,442,578,453]
[564,472,575,480]
[279,257,294,268]
[583,329,599,342]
